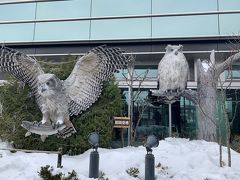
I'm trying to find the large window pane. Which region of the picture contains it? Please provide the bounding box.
[0,23,34,42]
[34,21,90,41]
[152,0,217,14]
[152,15,218,38]
[36,0,91,20]
[0,3,36,21]
[219,0,240,11]
[219,14,240,35]
[92,0,151,16]
[91,18,151,40]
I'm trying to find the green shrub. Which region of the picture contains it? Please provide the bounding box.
[126,167,140,178]
[38,165,78,180]
[98,171,109,180]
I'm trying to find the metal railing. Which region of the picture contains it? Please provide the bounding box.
[0,147,63,168]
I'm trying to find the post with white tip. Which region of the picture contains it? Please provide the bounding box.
[88,132,99,178]
[145,135,159,180]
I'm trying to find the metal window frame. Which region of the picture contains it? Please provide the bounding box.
[0,10,240,25]
[0,0,62,5]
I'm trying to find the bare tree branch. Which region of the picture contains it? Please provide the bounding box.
[216,51,240,77]
[182,89,199,105]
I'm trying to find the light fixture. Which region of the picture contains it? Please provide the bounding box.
[145,135,159,180]
[88,132,99,150]
[88,132,99,178]
[145,135,159,154]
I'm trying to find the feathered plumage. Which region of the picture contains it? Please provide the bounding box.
[0,45,132,138]
[151,45,189,103]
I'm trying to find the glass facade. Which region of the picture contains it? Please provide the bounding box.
[35,21,90,41]
[0,0,240,145]
[0,0,239,42]
[152,15,219,38]
[0,3,36,21]
[91,18,151,40]
[0,23,34,42]
[219,14,240,35]
[218,0,240,11]
[152,0,217,13]
[36,0,91,20]
[92,0,151,16]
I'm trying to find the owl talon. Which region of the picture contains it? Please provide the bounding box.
[41,119,47,124]
[53,123,61,129]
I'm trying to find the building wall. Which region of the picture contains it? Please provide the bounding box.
[1,0,240,142]
[0,0,240,43]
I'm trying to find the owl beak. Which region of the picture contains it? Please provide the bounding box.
[175,51,178,55]
[41,88,46,93]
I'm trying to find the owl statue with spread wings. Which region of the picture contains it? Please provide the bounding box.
[0,45,131,140]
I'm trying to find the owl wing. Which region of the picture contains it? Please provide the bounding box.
[63,45,131,116]
[0,46,44,109]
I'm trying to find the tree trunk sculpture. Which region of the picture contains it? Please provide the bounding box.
[183,50,240,141]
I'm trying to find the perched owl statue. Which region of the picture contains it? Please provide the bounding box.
[152,45,189,103]
[0,45,131,140]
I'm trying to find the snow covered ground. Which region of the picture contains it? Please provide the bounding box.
[0,138,240,180]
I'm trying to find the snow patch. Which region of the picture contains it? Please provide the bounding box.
[202,61,210,72]
[0,138,239,180]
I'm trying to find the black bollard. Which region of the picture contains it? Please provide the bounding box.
[89,150,99,178]
[57,147,63,168]
[145,153,155,180]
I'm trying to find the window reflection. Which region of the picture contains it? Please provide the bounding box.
[0,23,34,42]
[152,0,217,14]
[180,97,197,138]
[152,15,218,37]
[219,14,240,35]
[0,3,36,21]
[92,0,151,16]
[91,18,151,40]
[36,0,91,20]
[226,90,240,133]
[34,21,90,41]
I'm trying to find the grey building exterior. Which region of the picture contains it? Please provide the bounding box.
[1,0,240,143]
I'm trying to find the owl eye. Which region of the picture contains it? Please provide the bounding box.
[46,82,50,86]
[171,49,174,52]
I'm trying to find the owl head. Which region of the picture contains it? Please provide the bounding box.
[37,74,62,97]
[165,45,183,56]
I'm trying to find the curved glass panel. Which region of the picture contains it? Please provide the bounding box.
[34,21,90,41]
[0,3,36,21]
[219,0,240,11]
[219,14,240,35]
[36,0,91,20]
[152,15,218,38]
[152,0,217,14]
[91,18,151,40]
[92,0,151,16]
[0,23,34,42]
